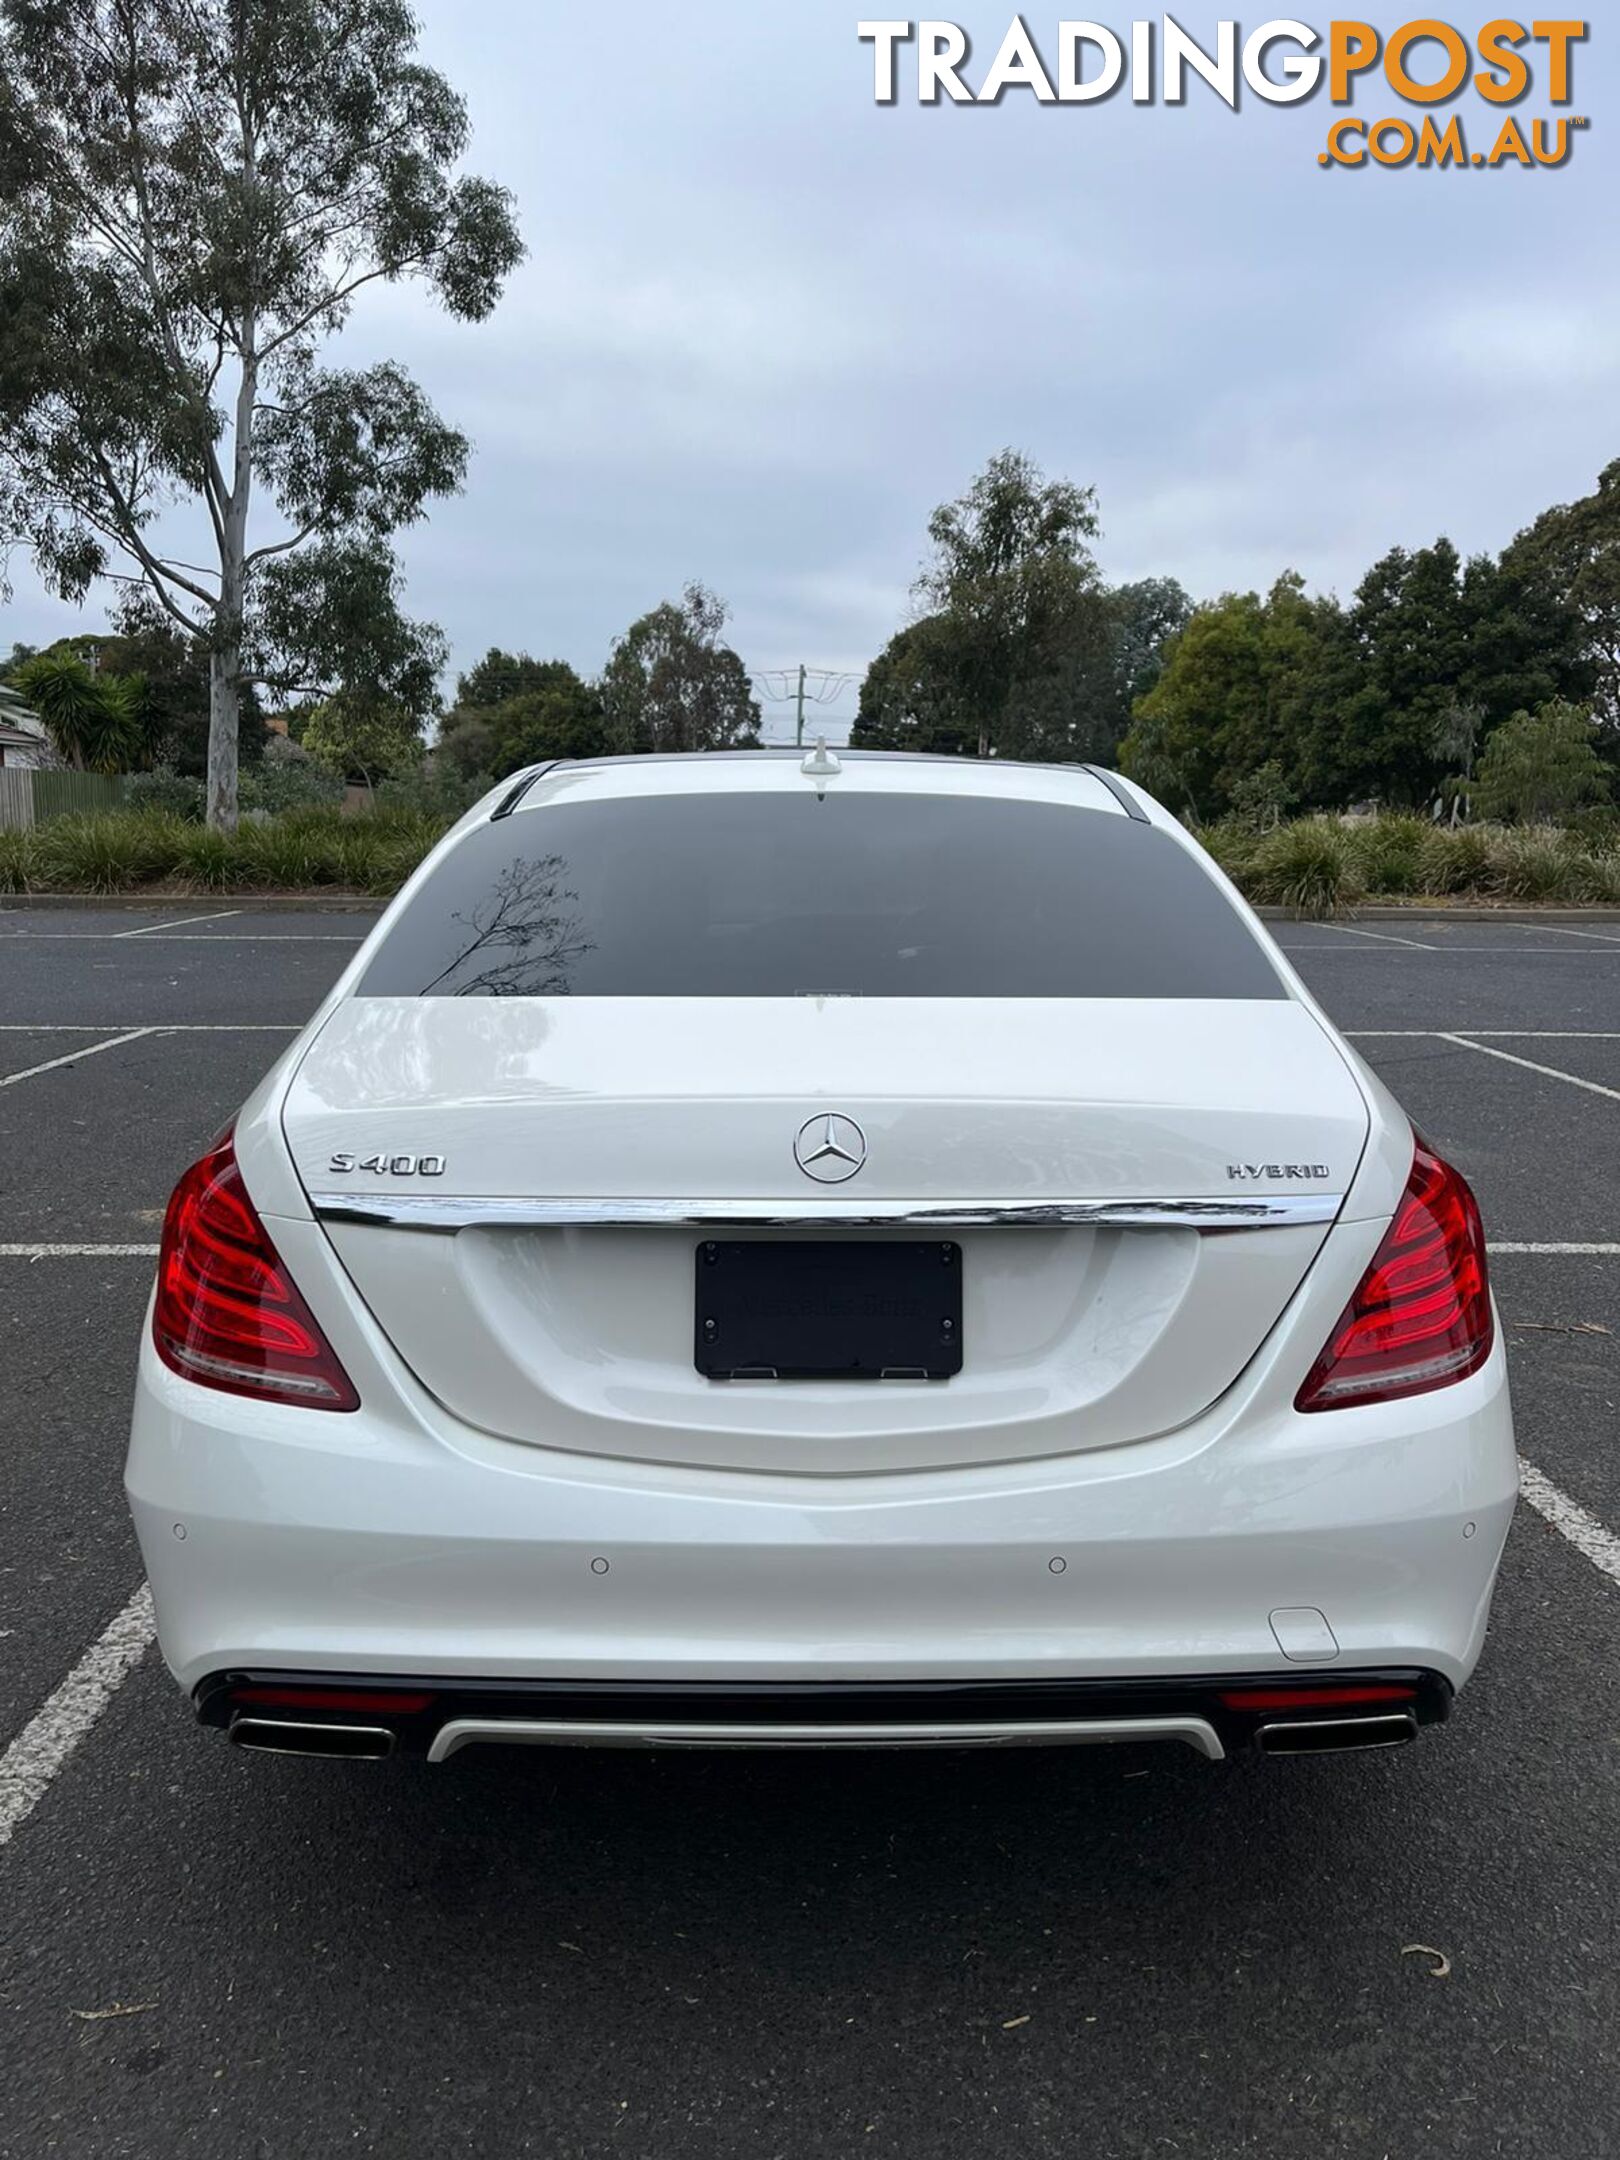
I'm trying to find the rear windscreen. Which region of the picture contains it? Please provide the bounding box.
[358,791,1285,999]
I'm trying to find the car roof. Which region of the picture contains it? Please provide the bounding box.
[498,750,1155,825]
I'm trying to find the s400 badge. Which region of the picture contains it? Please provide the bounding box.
[328,1153,446,1176]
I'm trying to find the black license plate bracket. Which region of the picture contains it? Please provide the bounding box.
[695,1240,962,1380]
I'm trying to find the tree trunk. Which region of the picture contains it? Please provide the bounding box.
[208,262,257,831]
[207,645,241,832]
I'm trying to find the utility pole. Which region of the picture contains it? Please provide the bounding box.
[751,665,858,747]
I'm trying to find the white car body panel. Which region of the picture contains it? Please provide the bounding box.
[127,753,1517,1744]
[284,996,1368,1473]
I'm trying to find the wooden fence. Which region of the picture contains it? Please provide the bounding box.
[0,768,128,830]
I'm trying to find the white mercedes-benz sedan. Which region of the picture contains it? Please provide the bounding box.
[126,750,1517,1766]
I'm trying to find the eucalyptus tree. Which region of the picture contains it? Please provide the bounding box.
[915,450,1107,761]
[0,0,522,826]
[601,585,762,754]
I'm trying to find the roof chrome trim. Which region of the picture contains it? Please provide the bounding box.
[1080,763,1149,822]
[309,1192,1344,1233]
[489,760,559,819]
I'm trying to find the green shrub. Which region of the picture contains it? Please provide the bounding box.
[125,765,206,821]
[0,826,34,892]
[1562,804,1620,850]
[1474,700,1610,824]
[234,815,346,889]
[1247,817,1362,918]
[1416,824,1496,895]
[376,762,492,820]
[1346,813,1431,895]
[172,824,237,890]
[1494,827,1595,902]
[1191,821,1258,887]
[327,810,441,894]
[29,810,188,891]
[239,751,343,816]
[7,799,1617,913]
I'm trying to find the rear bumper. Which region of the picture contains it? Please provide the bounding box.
[127,1324,1519,1702]
[198,1668,1453,1761]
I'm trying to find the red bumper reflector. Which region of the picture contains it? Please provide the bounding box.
[1218,1685,1417,1712]
[231,1687,436,1716]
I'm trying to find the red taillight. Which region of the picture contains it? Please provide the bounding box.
[153,1132,359,1410]
[1295,1132,1492,1412]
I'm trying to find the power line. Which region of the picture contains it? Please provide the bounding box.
[752,664,859,746]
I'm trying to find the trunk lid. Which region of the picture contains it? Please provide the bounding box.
[283,996,1367,1473]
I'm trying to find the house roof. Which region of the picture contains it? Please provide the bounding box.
[0,688,44,736]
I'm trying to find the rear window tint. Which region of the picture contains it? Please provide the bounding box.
[359,791,1284,999]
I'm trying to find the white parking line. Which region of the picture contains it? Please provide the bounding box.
[1437,1034,1620,1105]
[1284,947,1620,957]
[1350,1031,1620,1039]
[0,1028,156,1089]
[1520,1464,1620,1588]
[0,1585,154,1850]
[8,931,362,943]
[115,910,241,938]
[1518,923,1620,946]
[1317,923,1437,950]
[1493,1243,1620,1256]
[0,1023,296,1032]
[0,1244,160,1258]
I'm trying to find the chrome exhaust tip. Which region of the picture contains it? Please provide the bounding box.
[228,1717,395,1761]
[1255,1712,1418,1757]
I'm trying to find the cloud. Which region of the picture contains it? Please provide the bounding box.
[3,0,1613,728]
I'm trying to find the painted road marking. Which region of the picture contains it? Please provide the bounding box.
[0,1023,297,1032]
[1316,923,1437,950]
[0,1028,155,1089]
[0,1586,155,1850]
[1513,923,1620,946]
[1520,1464,1620,1589]
[1349,1031,1620,1040]
[1437,1034,1620,1106]
[1492,1243,1620,1257]
[1280,947,1620,957]
[0,1244,161,1258]
[4,931,362,943]
[115,910,241,938]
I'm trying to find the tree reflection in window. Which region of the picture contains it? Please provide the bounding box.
[417,854,594,996]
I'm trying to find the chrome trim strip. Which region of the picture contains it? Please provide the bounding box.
[1254,1713,1417,1756]
[228,1719,396,1760]
[427,1715,1225,1761]
[309,1191,1344,1233]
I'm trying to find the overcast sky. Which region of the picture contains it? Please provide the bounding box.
[6,4,1615,739]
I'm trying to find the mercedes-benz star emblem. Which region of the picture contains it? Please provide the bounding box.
[793,1113,867,1184]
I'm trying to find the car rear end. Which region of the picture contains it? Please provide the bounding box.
[126,753,1517,1764]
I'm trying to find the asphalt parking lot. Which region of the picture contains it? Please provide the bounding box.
[1,900,1617,2160]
